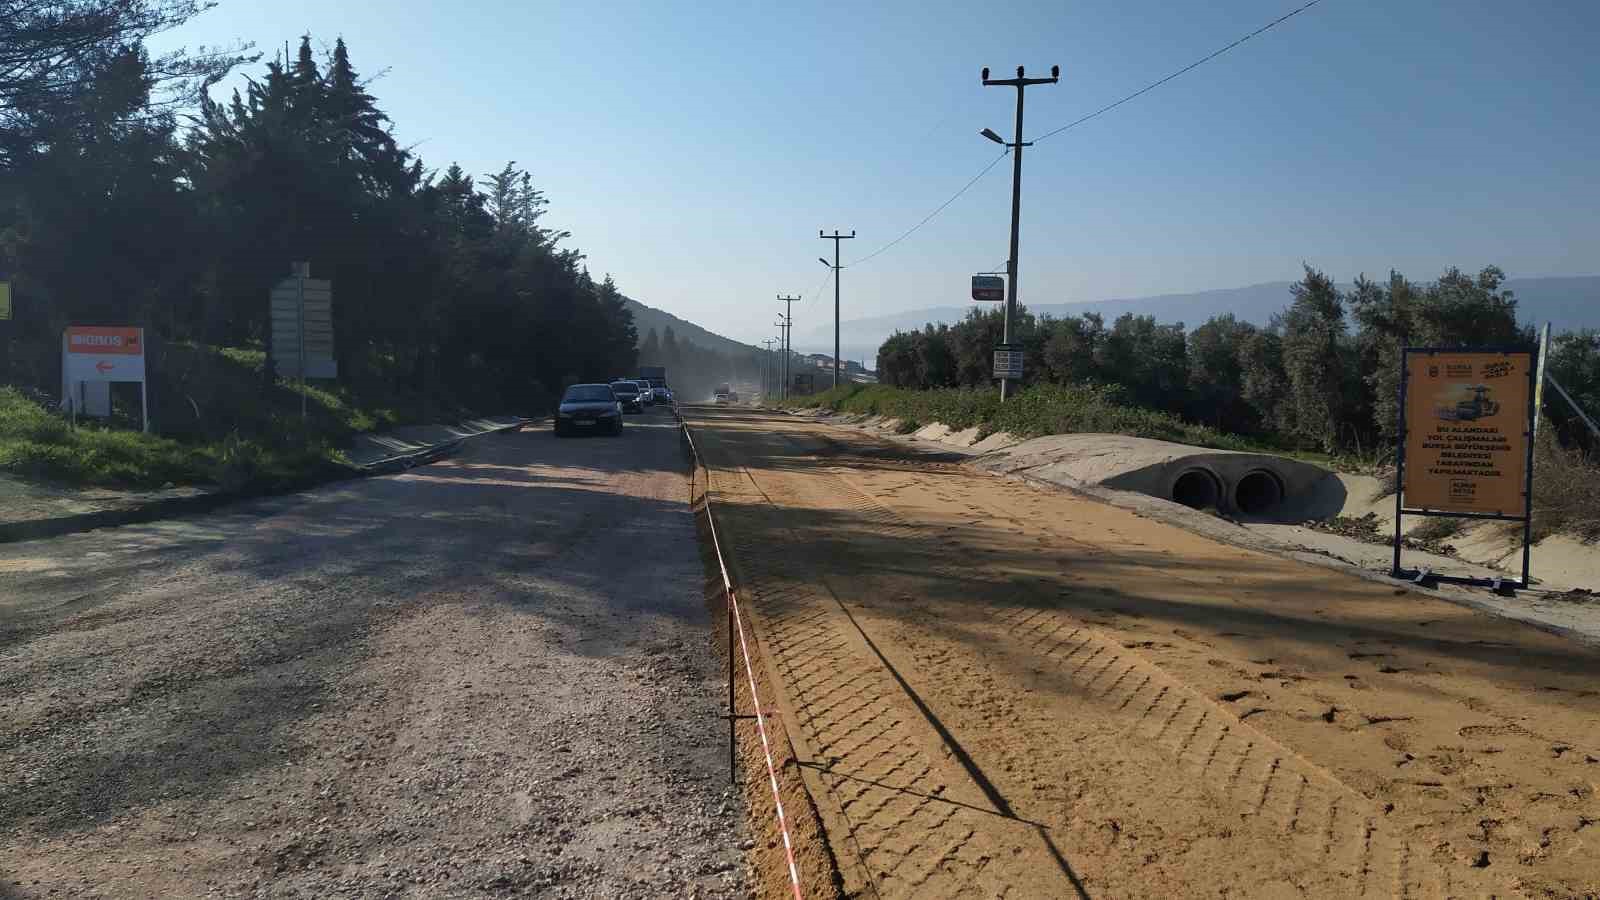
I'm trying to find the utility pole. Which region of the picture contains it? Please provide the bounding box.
[761,338,775,399]
[981,64,1058,402]
[774,316,790,401]
[777,294,799,402]
[818,230,854,390]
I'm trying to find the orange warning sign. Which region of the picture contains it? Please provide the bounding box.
[1402,351,1532,516]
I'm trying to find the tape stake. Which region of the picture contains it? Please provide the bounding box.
[687,421,805,900]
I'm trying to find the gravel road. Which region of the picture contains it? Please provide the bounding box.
[0,410,750,898]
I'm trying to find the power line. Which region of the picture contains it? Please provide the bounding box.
[1031,0,1324,143]
[844,149,1009,268]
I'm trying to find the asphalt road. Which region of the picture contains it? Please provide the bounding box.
[0,407,749,899]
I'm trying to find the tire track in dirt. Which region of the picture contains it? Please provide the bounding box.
[702,461,1060,898]
[702,414,1505,897]
[811,462,1500,899]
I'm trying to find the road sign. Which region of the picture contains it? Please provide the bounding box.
[972,274,1004,302]
[1401,350,1533,516]
[269,268,337,379]
[992,344,1024,380]
[0,281,11,320]
[61,325,148,431]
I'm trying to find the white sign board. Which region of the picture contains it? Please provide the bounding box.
[61,326,148,430]
[270,272,336,379]
[993,346,1024,380]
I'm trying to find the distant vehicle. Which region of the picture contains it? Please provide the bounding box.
[610,380,645,413]
[555,384,622,436]
[716,382,732,396]
[714,389,730,405]
[631,380,655,406]
[639,366,667,391]
[649,385,671,404]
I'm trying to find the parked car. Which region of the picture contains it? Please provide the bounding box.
[609,380,645,413]
[555,384,622,436]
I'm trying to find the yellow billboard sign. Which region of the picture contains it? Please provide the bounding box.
[0,281,11,320]
[1402,350,1532,516]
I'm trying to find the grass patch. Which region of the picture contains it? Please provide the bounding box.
[787,383,1261,453]
[1531,433,1600,543]
[0,339,465,491]
[0,386,350,490]
[1409,516,1468,542]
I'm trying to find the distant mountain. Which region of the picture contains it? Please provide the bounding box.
[624,297,756,358]
[803,275,1600,365]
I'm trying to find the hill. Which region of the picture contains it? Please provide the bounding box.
[805,275,1600,365]
[624,297,757,357]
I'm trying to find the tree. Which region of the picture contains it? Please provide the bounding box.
[1349,266,1527,444]
[1188,314,1259,432]
[0,0,250,169]
[1546,330,1600,450]
[1278,267,1348,451]
[1042,313,1105,386]
[1237,328,1289,435]
[661,325,680,367]
[639,327,660,365]
[1099,314,1189,413]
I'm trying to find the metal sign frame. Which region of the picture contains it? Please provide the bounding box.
[992,343,1024,380]
[1391,346,1537,591]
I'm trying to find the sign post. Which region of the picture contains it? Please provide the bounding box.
[1392,347,1536,590]
[61,326,149,432]
[992,343,1024,381]
[0,281,11,377]
[270,263,336,422]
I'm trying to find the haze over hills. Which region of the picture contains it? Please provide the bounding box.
[624,297,756,358]
[796,275,1600,369]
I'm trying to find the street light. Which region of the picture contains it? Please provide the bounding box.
[818,258,829,267]
[980,64,1058,402]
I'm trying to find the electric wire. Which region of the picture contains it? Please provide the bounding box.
[1030,0,1323,143]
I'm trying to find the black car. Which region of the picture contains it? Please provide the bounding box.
[555,384,623,436]
[609,380,645,413]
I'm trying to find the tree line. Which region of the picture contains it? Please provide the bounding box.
[1,3,641,420]
[636,325,764,399]
[877,265,1600,454]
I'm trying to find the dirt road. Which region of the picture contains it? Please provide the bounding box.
[687,407,1600,899]
[0,410,748,898]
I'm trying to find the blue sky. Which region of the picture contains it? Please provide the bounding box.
[149,1,1599,349]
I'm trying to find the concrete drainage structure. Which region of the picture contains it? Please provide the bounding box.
[970,434,1344,522]
[1170,468,1224,511]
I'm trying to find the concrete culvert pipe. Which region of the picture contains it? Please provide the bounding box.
[1171,468,1222,510]
[1234,469,1285,516]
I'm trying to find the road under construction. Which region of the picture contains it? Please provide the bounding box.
[686,405,1600,900]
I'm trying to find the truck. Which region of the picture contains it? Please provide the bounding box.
[638,366,667,390]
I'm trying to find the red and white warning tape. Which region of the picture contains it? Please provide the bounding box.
[685,423,805,900]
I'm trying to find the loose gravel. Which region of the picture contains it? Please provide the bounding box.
[0,413,750,898]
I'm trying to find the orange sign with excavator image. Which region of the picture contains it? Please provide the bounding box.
[1402,351,1532,516]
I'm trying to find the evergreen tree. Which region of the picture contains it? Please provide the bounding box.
[1278,266,1348,451]
[640,328,661,365]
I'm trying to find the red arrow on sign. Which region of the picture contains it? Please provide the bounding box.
[95,360,114,373]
